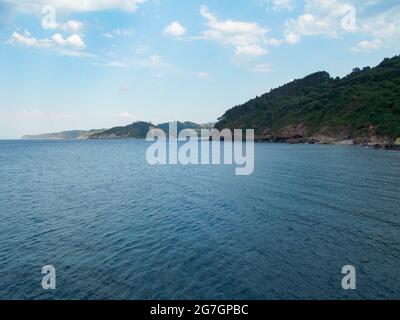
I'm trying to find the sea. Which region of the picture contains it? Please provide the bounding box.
[0,140,399,299]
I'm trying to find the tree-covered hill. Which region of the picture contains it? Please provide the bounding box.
[88,121,209,139]
[216,55,400,146]
[88,121,156,139]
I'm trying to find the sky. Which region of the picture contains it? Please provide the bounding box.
[0,0,399,139]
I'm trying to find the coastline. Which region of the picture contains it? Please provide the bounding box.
[254,137,400,151]
[14,137,400,151]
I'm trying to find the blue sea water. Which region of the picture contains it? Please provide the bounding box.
[0,140,399,300]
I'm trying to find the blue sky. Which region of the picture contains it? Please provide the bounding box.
[0,0,399,138]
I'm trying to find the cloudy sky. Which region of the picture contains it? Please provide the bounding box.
[0,0,399,138]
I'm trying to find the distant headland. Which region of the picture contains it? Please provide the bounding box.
[22,122,215,140]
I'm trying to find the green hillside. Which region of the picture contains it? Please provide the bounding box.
[89,121,156,139]
[88,121,208,139]
[216,55,400,146]
[158,121,202,133]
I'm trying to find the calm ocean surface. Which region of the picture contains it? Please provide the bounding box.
[0,140,399,300]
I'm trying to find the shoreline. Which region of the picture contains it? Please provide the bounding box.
[254,137,400,151]
[11,137,400,151]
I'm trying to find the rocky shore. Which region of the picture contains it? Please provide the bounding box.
[254,135,400,151]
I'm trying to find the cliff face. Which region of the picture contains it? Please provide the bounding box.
[216,55,400,147]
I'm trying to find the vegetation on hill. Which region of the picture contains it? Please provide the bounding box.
[88,122,156,139]
[157,121,215,135]
[158,121,202,133]
[88,121,209,139]
[215,55,400,146]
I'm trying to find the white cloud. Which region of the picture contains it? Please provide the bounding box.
[351,39,383,52]
[258,0,294,12]
[358,6,400,40]
[52,33,85,48]
[60,20,83,32]
[163,22,186,37]
[10,30,86,51]
[271,0,295,11]
[7,0,147,13]
[51,33,66,45]
[11,30,51,47]
[352,3,400,53]
[200,6,270,57]
[283,0,357,44]
[282,0,400,52]
[284,32,301,45]
[11,32,36,46]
